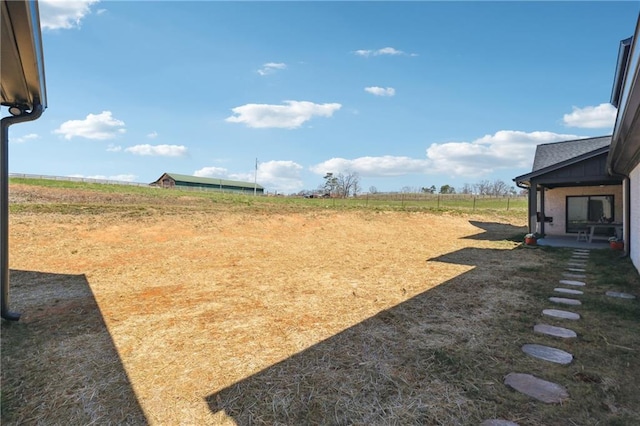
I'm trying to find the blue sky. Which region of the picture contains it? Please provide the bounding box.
[5,1,639,194]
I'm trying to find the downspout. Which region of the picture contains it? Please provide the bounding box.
[608,166,631,258]
[1,104,44,321]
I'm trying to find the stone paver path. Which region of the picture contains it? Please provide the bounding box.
[543,309,580,320]
[492,247,589,419]
[563,273,586,279]
[549,297,582,306]
[554,287,583,295]
[605,291,636,299]
[534,324,577,338]
[522,344,573,364]
[559,279,585,287]
[504,373,569,403]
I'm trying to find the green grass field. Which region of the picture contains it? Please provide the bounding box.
[9,177,527,215]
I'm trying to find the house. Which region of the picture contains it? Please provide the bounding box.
[1,0,48,320]
[608,15,640,273]
[515,14,640,273]
[513,136,624,239]
[151,172,264,195]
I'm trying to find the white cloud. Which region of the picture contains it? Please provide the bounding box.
[106,144,122,152]
[310,130,584,179]
[249,160,304,193]
[194,160,304,193]
[364,86,396,97]
[53,111,125,140]
[257,62,287,76]
[39,0,99,30]
[146,131,158,139]
[424,130,584,177]
[225,100,341,129]
[11,133,39,143]
[124,144,187,157]
[353,47,415,57]
[194,166,228,177]
[562,103,617,129]
[311,156,429,177]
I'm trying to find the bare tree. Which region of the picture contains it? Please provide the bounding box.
[460,183,474,194]
[369,186,378,194]
[474,180,491,195]
[490,179,509,196]
[335,171,360,198]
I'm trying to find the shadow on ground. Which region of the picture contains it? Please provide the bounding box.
[1,270,146,425]
[206,235,524,424]
[465,220,527,241]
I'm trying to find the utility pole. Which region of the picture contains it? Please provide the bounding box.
[254,158,258,196]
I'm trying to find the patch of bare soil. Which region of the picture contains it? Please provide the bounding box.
[3,184,565,425]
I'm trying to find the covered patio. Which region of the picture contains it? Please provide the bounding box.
[514,136,624,241]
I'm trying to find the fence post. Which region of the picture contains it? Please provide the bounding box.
[507,197,510,211]
[473,197,476,211]
[401,193,405,208]
[437,195,440,209]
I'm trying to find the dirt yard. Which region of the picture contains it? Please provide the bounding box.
[3,183,639,425]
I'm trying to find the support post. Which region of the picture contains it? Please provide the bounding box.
[528,183,538,234]
[1,105,44,321]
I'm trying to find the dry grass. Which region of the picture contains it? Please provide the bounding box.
[2,182,640,425]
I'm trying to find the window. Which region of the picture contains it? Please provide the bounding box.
[566,195,614,233]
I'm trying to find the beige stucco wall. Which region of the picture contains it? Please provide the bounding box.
[630,165,640,274]
[540,185,623,236]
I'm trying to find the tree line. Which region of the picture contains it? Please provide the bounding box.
[299,174,524,198]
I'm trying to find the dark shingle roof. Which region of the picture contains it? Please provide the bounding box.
[531,136,611,171]
[162,173,264,190]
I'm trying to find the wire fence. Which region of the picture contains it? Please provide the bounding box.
[9,173,527,211]
[9,173,151,187]
[295,193,527,212]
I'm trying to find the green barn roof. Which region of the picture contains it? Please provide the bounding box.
[155,173,264,190]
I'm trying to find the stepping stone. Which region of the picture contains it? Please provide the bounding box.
[566,268,586,272]
[543,309,580,320]
[563,273,586,279]
[605,291,636,299]
[554,287,583,295]
[481,421,519,426]
[573,249,590,253]
[504,373,569,403]
[559,279,585,287]
[522,344,573,364]
[534,323,577,338]
[549,297,582,306]
[567,263,586,268]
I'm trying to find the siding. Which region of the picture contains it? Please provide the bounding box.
[541,185,623,236]
[630,165,640,273]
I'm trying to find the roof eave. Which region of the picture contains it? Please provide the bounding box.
[1,0,47,112]
[609,14,640,176]
[515,146,610,184]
